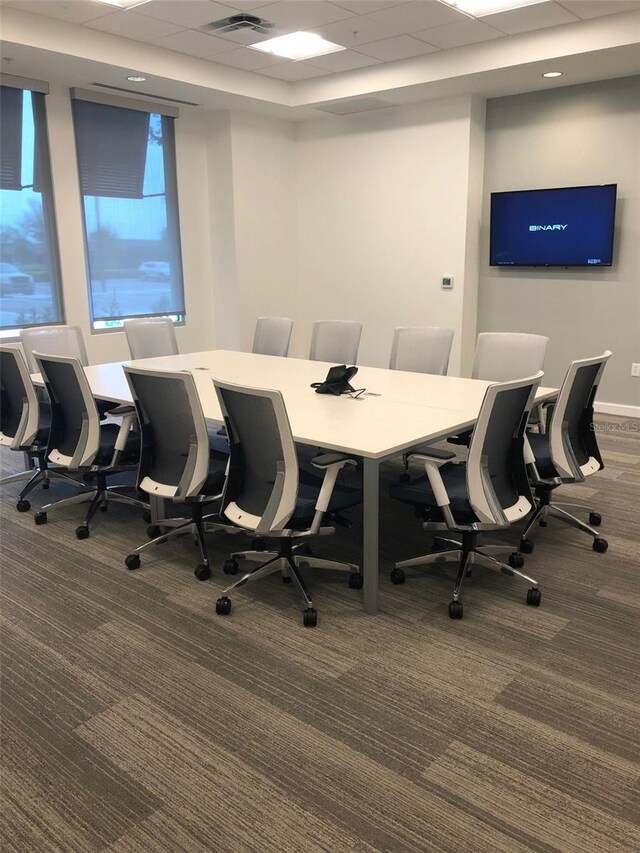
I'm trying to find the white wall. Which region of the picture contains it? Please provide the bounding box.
[294,96,485,373]
[478,76,640,410]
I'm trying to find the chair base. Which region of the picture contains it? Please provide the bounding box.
[520,490,607,553]
[1,457,86,510]
[218,539,360,626]
[393,531,539,619]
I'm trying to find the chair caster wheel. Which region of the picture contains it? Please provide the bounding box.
[100,503,108,512]
[251,537,266,551]
[194,564,211,581]
[448,600,463,619]
[589,512,602,527]
[398,472,411,483]
[390,567,406,585]
[223,558,239,575]
[539,520,547,527]
[519,538,534,554]
[508,552,525,569]
[526,587,541,606]
[593,537,608,553]
[16,499,31,512]
[348,572,363,590]
[216,596,231,615]
[75,525,90,540]
[147,525,162,539]
[125,554,140,571]
[281,574,292,583]
[303,608,317,627]
[143,510,152,523]
[42,481,50,490]
[34,511,47,525]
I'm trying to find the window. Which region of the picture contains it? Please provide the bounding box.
[71,92,185,330]
[0,81,63,335]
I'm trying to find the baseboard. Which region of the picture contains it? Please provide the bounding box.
[594,401,640,419]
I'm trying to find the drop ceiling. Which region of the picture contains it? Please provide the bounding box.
[1,0,639,117]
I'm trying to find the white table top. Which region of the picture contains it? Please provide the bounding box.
[34,350,556,460]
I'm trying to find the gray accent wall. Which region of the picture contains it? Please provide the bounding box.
[478,76,640,409]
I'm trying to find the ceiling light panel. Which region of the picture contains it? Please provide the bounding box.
[249,32,346,61]
[93,0,154,8]
[437,0,548,16]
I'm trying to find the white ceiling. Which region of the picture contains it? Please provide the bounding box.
[1,0,639,117]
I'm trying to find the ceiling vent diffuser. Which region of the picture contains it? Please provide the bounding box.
[206,14,274,35]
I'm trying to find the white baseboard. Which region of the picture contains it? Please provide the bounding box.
[594,401,640,419]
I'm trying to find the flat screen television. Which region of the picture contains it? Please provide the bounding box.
[490,184,617,267]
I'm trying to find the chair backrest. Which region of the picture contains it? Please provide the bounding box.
[20,325,89,375]
[124,317,179,360]
[467,371,543,526]
[214,379,298,534]
[309,320,362,364]
[389,326,454,375]
[0,345,40,450]
[33,352,100,470]
[472,333,548,381]
[123,366,210,499]
[252,316,294,357]
[548,352,611,480]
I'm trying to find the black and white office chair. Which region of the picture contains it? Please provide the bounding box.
[252,316,293,357]
[0,345,81,511]
[389,326,454,375]
[32,353,143,538]
[20,324,89,374]
[122,365,240,580]
[309,320,362,365]
[521,352,611,555]
[212,379,363,627]
[389,372,543,619]
[123,317,179,360]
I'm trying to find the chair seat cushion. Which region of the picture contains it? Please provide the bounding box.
[527,433,557,478]
[95,424,141,467]
[288,469,362,528]
[389,462,476,521]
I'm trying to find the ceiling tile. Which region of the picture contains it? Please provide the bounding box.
[483,1,579,35]
[222,0,278,9]
[331,0,407,13]
[6,0,116,24]
[314,13,395,47]
[86,9,183,40]
[356,34,440,60]
[414,18,504,49]
[152,29,237,57]
[557,0,640,19]
[135,1,238,29]
[257,61,332,80]
[362,0,462,36]
[302,47,382,71]
[249,0,354,29]
[211,46,288,68]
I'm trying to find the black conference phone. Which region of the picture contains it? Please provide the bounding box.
[311,365,358,396]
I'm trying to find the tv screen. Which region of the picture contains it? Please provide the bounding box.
[490,184,617,267]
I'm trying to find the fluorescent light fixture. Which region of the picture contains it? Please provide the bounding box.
[248,32,346,61]
[126,75,147,82]
[437,0,548,17]
[542,71,563,78]
[93,0,154,9]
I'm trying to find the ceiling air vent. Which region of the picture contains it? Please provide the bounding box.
[206,14,274,35]
[317,97,395,116]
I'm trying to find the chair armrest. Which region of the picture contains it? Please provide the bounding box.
[114,413,136,453]
[423,459,451,508]
[407,447,455,462]
[310,452,358,469]
[105,404,136,417]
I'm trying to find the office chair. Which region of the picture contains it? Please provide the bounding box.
[20,325,89,374]
[123,317,179,360]
[309,320,362,365]
[212,379,363,627]
[521,351,611,555]
[122,365,240,580]
[252,316,293,357]
[0,345,82,511]
[389,326,454,375]
[32,353,144,538]
[389,372,543,619]
[447,332,549,447]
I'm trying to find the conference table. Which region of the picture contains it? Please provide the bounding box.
[36,350,556,615]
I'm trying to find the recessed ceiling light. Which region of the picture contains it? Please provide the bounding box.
[126,75,147,82]
[438,0,547,16]
[249,32,346,61]
[93,0,153,9]
[542,71,563,78]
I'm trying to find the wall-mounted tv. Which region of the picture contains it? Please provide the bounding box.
[490,184,617,267]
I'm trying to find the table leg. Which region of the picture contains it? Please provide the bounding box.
[363,457,380,615]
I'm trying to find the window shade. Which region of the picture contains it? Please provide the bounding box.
[0,86,23,191]
[72,99,150,199]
